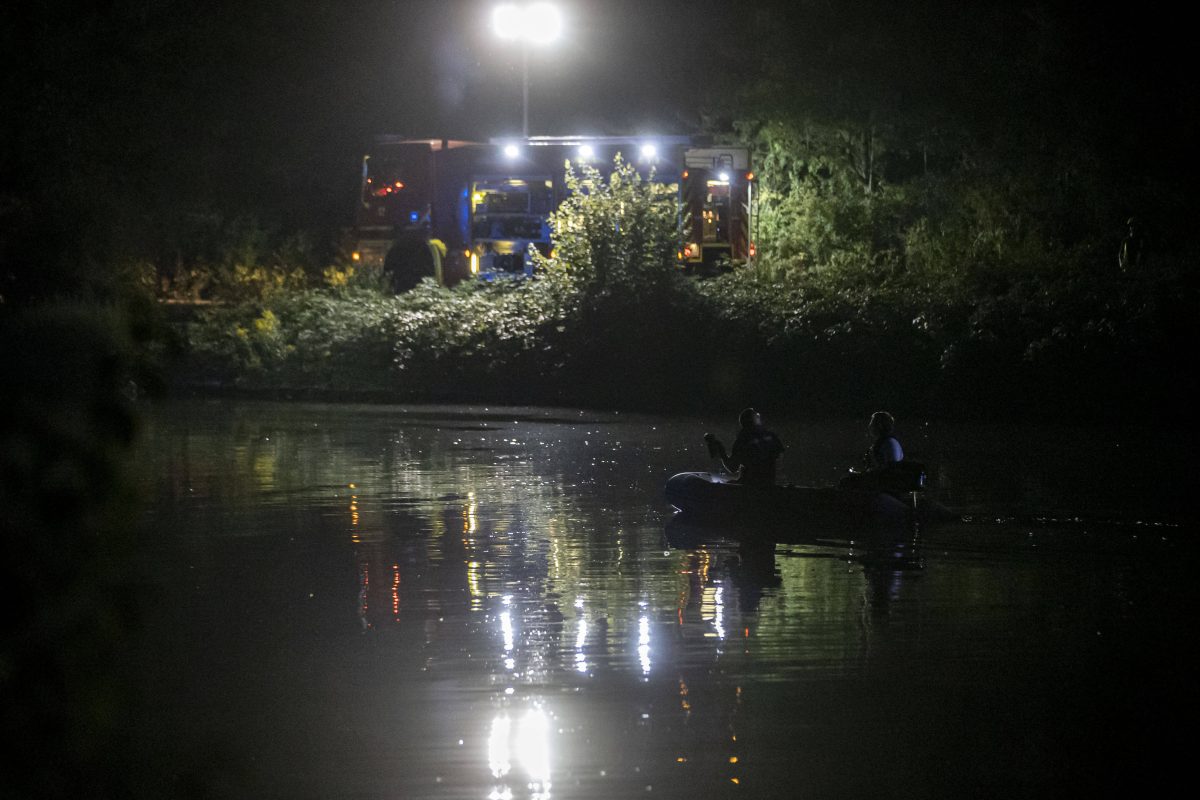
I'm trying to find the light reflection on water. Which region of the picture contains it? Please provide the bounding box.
[129,400,1198,798]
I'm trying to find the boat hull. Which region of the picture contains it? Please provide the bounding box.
[664,472,939,532]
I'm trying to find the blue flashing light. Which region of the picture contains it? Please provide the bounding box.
[457,188,470,239]
[409,211,420,223]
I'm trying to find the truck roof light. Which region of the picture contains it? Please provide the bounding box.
[718,171,730,182]
[503,144,521,159]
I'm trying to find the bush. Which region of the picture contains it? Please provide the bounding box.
[534,155,683,298]
[174,149,1198,420]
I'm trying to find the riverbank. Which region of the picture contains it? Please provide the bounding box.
[168,257,1196,423]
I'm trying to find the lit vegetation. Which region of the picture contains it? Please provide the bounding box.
[170,152,1196,420]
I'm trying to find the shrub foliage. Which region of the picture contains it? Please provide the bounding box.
[174,150,1195,420]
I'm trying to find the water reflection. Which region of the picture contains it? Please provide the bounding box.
[574,612,589,674]
[487,708,553,800]
[130,401,1196,799]
[637,614,651,675]
[664,507,933,675]
[857,535,925,616]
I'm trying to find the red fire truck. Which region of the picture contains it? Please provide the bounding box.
[352,135,753,288]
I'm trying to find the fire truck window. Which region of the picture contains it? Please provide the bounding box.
[365,159,422,203]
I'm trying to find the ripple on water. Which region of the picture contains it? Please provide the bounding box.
[128,401,1199,798]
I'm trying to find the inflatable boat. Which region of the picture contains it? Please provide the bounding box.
[664,472,950,531]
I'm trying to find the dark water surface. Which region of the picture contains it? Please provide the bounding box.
[130,400,1198,798]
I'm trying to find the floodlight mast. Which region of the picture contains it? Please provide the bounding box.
[492,3,562,139]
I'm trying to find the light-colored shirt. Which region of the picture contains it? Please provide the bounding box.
[871,436,903,468]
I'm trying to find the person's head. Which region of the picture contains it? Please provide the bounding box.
[739,407,762,430]
[868,411,895,438]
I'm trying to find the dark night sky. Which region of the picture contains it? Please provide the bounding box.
[346,1,750,138]
[2,0,1193,233]
[342,1,1191,138]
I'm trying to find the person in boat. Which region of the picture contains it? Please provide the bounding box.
[866,411,903,469]
[705,407,785,487]
[840,411,913,491]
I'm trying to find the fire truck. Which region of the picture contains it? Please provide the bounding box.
[352,135,754,288]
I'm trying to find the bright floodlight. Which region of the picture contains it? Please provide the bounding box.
[493,3,562,44]
[640,143,658,160]
[578,144,594,159]
[492,5,521,39]
[718,171,731,182]
[526,3,562,43]
[503,143,521,159]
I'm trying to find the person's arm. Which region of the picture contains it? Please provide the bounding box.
[705,433,742,476]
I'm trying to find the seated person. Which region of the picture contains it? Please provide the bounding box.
[841,411,922,492]
[867,411,903,468]
[705,408,785,487]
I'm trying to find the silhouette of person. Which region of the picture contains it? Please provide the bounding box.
[705,408,785,487]
[865,411,903,469]
[840,411,917,492]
